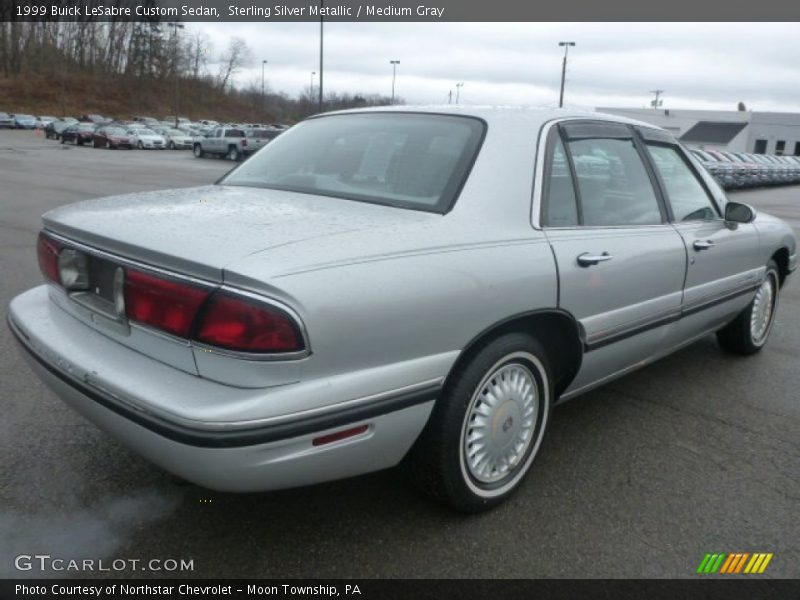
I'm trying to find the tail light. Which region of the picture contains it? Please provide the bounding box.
[195,292,304,353]
[37,233,61,283]
[241,139,248,147]
[124,269,209,338]
[38,232,306,355]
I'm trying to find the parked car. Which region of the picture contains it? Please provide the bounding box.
[9,108,796,513]
[155,127,194,149]
[192,127,248,160]
[60,122,97,145]
[13,114,37,129]
[244,127,283,155]
[80,114,109,124]
[35,116,57,129]
[689,148,736,189]
[126,128,166,149]
[92,126,133,149]
[133,116,159,125]
[0,111,14,128]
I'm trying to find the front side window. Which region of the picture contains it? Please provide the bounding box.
[567,137,662,226]
[646,145,718,221]
[221,113,485,213]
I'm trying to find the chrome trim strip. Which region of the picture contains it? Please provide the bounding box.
[44,230,217,289]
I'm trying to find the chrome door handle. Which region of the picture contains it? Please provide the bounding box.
[577,252,613,267]
[693,240,715,251]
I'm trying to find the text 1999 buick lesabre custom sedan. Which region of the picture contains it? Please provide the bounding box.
[8,107,797,512]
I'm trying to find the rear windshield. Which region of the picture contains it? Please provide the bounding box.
[247,129,282,139]
[221,113,485,213]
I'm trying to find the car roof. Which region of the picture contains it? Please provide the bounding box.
[320,105,668,133]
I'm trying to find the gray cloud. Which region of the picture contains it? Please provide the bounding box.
[193,22,800,111]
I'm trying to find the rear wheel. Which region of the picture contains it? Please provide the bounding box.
[227,146,241,161]
[407,333,552,513]
[168,141,175,150]
[717,260,780,355]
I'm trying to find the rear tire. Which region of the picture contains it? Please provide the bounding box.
[227,146,241,161]
[716,260,780,355]
[407,332,552,513]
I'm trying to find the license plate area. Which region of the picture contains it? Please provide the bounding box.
[66,253,129,332]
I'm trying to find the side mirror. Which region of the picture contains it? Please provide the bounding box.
[724,201,756,224]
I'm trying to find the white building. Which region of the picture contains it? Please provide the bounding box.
[596,107,800,156]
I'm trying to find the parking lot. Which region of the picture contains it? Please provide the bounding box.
[1,128,798,579]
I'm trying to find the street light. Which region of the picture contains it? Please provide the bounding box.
[455,82,464,104]
[167,22,185,128]
[390,60,400,104]
[558,41,575,108]
[261,60,268,122]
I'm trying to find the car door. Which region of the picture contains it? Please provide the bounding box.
[638,130,762,340]
[540,121,688,398]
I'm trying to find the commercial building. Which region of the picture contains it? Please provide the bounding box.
[597,107,800,156]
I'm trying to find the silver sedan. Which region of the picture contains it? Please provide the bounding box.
[9,107,797,512]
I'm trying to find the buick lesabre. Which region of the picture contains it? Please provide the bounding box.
[8,107,797,512]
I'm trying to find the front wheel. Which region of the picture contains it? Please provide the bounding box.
[716,260,780,355]
[168,141,175,150]
[137,141,144,150]
[407,333,552,513]
[193,144,204,158]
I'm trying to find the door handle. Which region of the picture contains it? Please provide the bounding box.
[693,240,715,251]
[577,252,613,267]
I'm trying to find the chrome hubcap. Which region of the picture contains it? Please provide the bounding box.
[463,362,538,484]
[750,274,776,345]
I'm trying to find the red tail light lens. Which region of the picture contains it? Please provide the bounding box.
[124,269,210,338]
[37,233,61,284]
[195,292,304,353]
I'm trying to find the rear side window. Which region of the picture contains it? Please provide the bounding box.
[221,113,485,213]
[225,129,245,137]
[567,138,662,226]
[646,145,718,221]
[542,137,578,227]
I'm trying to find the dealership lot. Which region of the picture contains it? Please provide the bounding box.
[1,128,798,578]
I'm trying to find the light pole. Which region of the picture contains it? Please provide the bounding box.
[558,41,575,108]
[455,82,464,104]
[261,60,268,122]
[310,71,316,98]
[650,89,664,109]
[319,0,324,112]
[168,22,185,128]
[390,60,400,103]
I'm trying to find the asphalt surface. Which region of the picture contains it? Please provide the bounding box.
[1,129,798,579]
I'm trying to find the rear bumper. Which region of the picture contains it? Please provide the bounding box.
[8,286,437,491]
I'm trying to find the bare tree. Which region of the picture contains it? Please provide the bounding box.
[216,37,251,92]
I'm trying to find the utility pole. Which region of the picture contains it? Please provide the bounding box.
[390,60,400,103]
[310,71,316,98]
[650,89,664,109]
[448,89,452,104]
[168,23,185,128]
[455,82,464,104]
[261,60,268,123]
[558,41,575,108]
[318,0,324,112]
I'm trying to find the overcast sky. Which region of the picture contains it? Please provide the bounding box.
[191,22,800,112]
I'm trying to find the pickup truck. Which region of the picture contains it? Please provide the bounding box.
[192,128,248,161]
